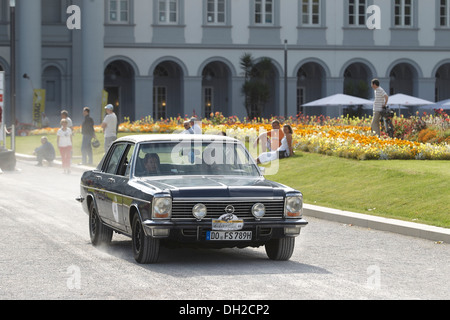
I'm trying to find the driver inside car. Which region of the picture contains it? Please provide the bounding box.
[143,153,160,175]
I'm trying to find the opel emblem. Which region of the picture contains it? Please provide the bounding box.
[224,205,235,214]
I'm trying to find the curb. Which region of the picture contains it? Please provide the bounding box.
[15,153,449,244]
[303,204,450,243]
[15,152,94,172]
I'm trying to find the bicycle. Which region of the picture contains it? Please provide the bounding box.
[380,107,395,138]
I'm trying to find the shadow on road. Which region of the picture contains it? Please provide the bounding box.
[93,238,329,277]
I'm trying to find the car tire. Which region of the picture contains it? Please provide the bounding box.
[89,202,113,246]
[265,237,295,261]
[132,214,160,264]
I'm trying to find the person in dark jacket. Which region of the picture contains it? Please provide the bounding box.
[81,107,95,165]
[34,136,55,166]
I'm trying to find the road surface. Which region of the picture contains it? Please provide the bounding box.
[0,160,448,301]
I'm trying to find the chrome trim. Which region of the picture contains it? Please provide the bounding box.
[171,198,285,221]
[172,197,284,202]
[80,183,152,204]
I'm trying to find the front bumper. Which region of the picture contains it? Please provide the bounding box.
[141,218,308,243]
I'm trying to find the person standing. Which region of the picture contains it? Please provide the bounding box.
[60,110,73,130]
[41,113,49,128]
[190,117,202,134]
[182,120,194,134]
[81,107,95,165]
[101,104,118,153]
[371,79,389,137]
[57,119,73,174]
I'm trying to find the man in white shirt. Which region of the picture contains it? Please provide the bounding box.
[190,117,202,134]
[61,110,73,130]
[371,79,389,137]
[182,120,194,134]
[101,104,118,152]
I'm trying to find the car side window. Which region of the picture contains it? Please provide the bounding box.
[122,144,135,176]
[104,143,127,175]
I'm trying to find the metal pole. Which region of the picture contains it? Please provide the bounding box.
[10,0,16,152]
[284,39,288,119]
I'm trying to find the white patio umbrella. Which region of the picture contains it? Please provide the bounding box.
[302,93,374,106]
[362,104,408,110]
[387,93,433,106]
[387,93,434,116]
[419,99,450,112]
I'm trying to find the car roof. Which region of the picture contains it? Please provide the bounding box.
[115,134,240,144]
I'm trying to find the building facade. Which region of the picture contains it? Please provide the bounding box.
[0,0,450,126]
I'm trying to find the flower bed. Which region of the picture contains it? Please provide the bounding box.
[28,112,450,161]
[292,124,450,160]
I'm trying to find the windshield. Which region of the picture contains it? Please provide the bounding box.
[134,141,260,177]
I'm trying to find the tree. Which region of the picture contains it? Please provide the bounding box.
[240,53,274,118]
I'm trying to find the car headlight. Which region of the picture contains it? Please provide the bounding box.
[152,195,172,219]
[252,203,266,219]
[284,194,303,218]
[192,203,207,220]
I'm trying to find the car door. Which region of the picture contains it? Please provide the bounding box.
[96,142,128,228]
[115,143,135,232]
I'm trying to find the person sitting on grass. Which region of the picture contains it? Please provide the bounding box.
[257,124,294,164]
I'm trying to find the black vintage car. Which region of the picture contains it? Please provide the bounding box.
[77,134,307,263]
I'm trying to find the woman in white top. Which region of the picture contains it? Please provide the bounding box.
[57,118,73,174]
[257,124,294,164]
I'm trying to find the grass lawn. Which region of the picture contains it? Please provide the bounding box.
[8,133,450,228]
[269,152,450,228]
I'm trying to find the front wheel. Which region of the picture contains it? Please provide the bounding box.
[265,237,295,261]
[131,214,160,264]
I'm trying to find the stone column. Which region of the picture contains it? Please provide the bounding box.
[231,76,246,119]
[81,0,104,124]
[416,78,435,102]
[325,77,344,96]
[135,76,154,121]
[16,0,41,123]
[183,76,202,117]
[287,77,297,117]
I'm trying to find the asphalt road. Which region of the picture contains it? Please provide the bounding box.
[0,160,449,301]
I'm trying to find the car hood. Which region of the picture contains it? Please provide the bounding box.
[135,176,292,198]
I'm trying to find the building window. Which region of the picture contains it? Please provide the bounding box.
[302,0,320,25]
[159,0,178,23]
[440,0,450,27]
[297,87,305,115]
[348,0,366,26]
[153,86,167,119]
[203,87,214,118]
[109,0,129,23]
[46,81,56,102]
[207,0,225,24]
[394,0,413,26]
[255,0,273,24]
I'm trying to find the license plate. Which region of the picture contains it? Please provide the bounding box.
[206,231,252,241]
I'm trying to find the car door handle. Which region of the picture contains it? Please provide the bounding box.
[94,175,102,181]
[108,178,115,183]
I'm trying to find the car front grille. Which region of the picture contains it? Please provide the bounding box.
[171,199,285,220]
